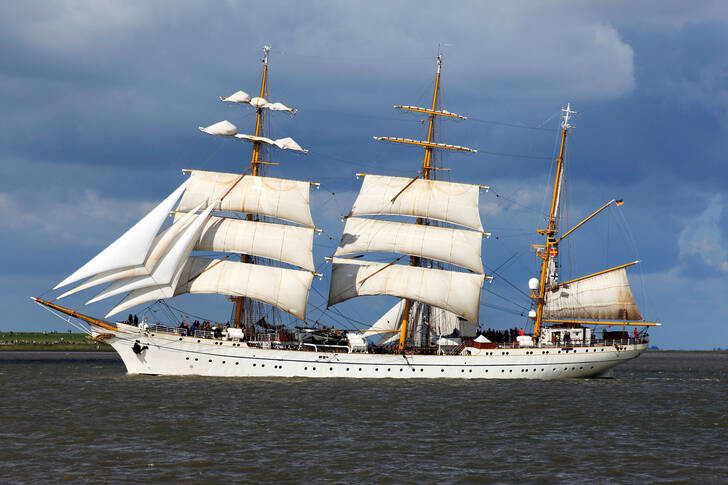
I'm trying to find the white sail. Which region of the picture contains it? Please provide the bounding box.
[370,299,406,346]
[88,202,216,305]
[220,91,296,113]
[234,133,308,153]
[350,175,483,231]
[58,208,202,299]
[334,217,484,273]
[177,170,314,227]
[220,90,251,103]
[196,216,315,272]
[328,258,484,323]
[544,268,643,321]
[429,306,478,338]
[54,180,189,290]
[199,120,238,136]
[106,257,313,319]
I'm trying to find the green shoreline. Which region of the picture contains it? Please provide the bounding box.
[0,332,113,352]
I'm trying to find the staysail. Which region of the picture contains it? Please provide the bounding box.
[53,180,189,289]
[544,268,643,321]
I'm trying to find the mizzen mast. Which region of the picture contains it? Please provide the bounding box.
[532,103,574,341]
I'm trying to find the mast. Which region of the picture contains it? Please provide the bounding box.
[233,45,270,329]
[532,103,575,341]
[372,50,476,353]
[396,53,441,353]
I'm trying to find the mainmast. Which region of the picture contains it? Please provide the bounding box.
[232,45,271,329]
[532,103,575,341]
[374,50,476,353]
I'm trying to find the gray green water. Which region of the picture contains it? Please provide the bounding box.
[0,351,725,484]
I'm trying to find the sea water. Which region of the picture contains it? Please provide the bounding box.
[0,351,725,483]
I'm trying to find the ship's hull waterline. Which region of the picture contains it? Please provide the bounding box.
[100,324,645,379]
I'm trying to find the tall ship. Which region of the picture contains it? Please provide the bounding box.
[33,47,659,378]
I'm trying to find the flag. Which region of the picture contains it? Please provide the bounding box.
[615,199,624,206]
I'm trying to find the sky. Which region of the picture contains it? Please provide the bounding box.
[2,1,727,349]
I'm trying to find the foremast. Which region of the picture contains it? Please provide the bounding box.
[233,45,270,329]
[48,44,314,330]
[374,51,477,353]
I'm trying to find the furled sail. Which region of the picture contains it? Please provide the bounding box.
[195,217,315,272]
[328,258,484,323]
[199,120,238,136]
[198,123,307,153]
[234,133,308,153]
[349,175,483,231]
[544,268,643,321]
[334,217,484,273]
[219,90,296,113]
[176,170,314,227]
[54,180,189,289]
[106,257,313,319]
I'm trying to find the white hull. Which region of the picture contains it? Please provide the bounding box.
[99,323,645,379]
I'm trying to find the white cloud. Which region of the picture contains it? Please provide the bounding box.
[0,188,154,246]
[677,194,728,273]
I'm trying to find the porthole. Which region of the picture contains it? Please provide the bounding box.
[509,369,512,373]
[253,363,256,367]
[197,340,200,343]
[469,370,472,373]
[304,367,308,370]
[400,368,403,372]
[185,357,189,360]
[420,369,424,372]
[194,358,198,361]
[313,367,316,371]
[261,364,265,367]
[235,362,239,365]
[179,338,182,341]
[441,369,444,373]
[208,359,212,363]
[387,368,391,372]
[329,367,333,371]
[375,368,379,372]
[222,361,226,364]
[461,369,465,373]
[501,370,505,373]
[359,367,362,371]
